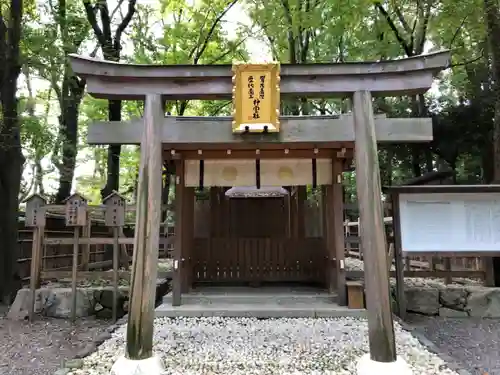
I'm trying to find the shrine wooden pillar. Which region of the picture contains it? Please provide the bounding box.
[172,159,185,306]
[209,187,218,238]
[332,157,347,305]
[324,182,337,294]
[182,186,195,293]
[297,186,306,238]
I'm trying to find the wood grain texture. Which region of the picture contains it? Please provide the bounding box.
[87,115,433,145]
[126,94,163,360]
[352,91,396,362]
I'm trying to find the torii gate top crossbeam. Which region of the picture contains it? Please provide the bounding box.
[69,51,450,100]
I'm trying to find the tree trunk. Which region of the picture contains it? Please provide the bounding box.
[101,99,122,199]
[0,0,23,303]
[483,0,500,286]
[484,0,500,183]
[54,88,84,203]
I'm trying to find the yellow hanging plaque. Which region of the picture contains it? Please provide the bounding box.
[231,62,280,133]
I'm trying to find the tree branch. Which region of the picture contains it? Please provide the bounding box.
[98,0,112,40]
[414,0,433,54]
[392,1,412,35]
[193,0,238,64]
[114,0,137,49]
[82,0,106,45]
[449,54,483,68]
[374,2,413,56]
[449,14,469,49]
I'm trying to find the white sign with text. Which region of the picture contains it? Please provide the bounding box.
[399,192,500,252]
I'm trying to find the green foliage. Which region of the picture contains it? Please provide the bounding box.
[15,0,500,203]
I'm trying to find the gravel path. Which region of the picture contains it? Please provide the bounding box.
[74,317,458,375]
[407,314,500,375]
[0,309,111,375]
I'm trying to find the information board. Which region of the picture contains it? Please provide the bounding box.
[398,192,500,252]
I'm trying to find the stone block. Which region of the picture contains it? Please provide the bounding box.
[45,289,95,318]
[439,287,468,310]
[405,287,439,315]
[438,307,468,318]
[466,289,500,318]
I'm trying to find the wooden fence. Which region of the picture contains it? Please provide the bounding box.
[344,216,488,283]
[17,213,132,282]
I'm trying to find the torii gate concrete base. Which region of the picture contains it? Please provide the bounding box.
[357,353,412,375]
[111,355,165,375]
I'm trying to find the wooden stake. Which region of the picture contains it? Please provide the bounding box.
[126,94,163,360]
[112,226,119,322]
[28,226,43,322]
[71,227,80,323]
[352,90,396,363]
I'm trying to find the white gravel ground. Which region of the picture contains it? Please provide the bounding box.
[72,317,458,375]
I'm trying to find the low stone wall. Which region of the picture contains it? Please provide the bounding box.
[393,285,500,318]
[8,280,170,320]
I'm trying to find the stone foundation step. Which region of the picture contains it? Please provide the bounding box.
[162,289,336,306]
[155,302,365,318]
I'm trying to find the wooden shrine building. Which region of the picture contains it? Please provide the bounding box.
[69,52,450,312]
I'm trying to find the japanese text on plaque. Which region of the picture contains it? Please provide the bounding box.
[247,75,266,120]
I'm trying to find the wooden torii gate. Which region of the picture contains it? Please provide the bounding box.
[70,51,450,375]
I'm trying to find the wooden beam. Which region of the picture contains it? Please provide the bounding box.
[166,148,349,160]
[87,115,433,145]
[43,237,175,246]
[346,270,485,279]
[126,94,163,361]
[69,51,450,100]
[352,90,396,363]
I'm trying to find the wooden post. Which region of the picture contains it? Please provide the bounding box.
[483,257,495,287]
[391,192,406,319]
[126,94,163,360]
[24,194,47,322]
[71,228,80,322]
[81,217,91,270]
[28,226,44,322]
[352,90,396,363]
[103,190,127,323]
[172,159,185,306]
[64,193,88,323]
[332,158,347,306]
[112,227,119,322]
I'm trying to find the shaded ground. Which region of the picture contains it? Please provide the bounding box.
[0,306,111,375]
[407,314,500,375]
